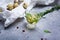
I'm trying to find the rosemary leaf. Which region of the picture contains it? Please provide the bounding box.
[44,30,51,33]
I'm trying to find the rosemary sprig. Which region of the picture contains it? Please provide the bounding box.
[44,30,51,33]
[38,5,60,17]
[25,5,60,24]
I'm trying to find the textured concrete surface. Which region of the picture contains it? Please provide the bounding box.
[0,0,60,40]
[0,6,60,40]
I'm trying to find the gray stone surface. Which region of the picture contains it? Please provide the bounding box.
[0,0,60,40]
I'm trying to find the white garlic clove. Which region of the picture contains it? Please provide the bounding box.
[26,23,36,30]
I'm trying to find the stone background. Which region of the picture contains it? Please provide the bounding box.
[0,0,60,40]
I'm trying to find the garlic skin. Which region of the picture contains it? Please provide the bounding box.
[26,23,36,30]
[4,0,31,27]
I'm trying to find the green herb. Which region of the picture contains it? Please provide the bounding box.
[44,30,51,33]
[26,5,60,24]
[38,5,60,17]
